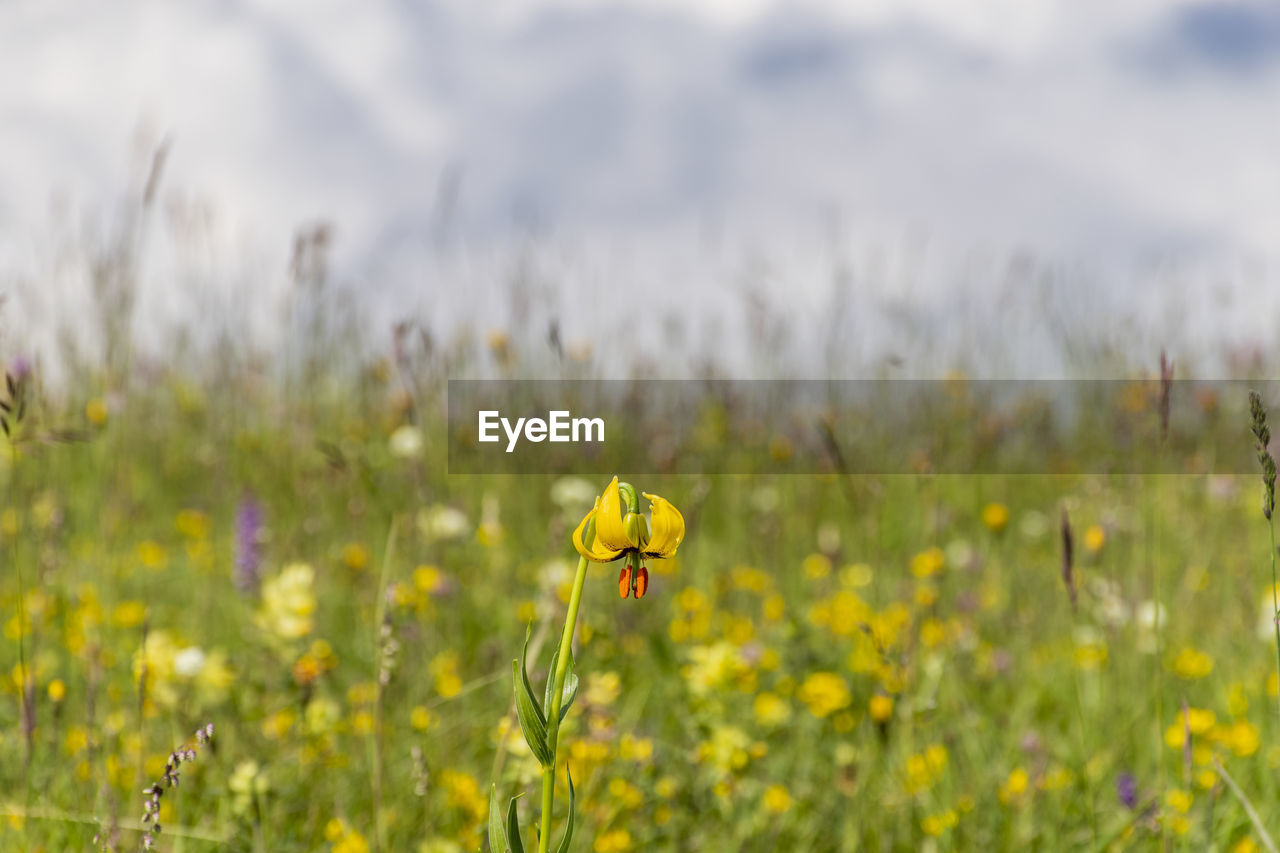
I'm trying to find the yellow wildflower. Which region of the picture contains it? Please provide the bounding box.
[618,733,653,762]
[1166,788,1193,814]
[998,768,1029,804]
[1172,647,1214,680]
[921,809,959,836]
[763,785,792,814]
[802,553,832,580]
[910,547,945,579]
[439,769,487,823]
[608,777,644,809]
[1224,720,1261,757]
[754,692,792,727]
[229,761,269,816]
[683,643,745,696]
[342,542,369,571]
[306,697,341,736]
[593,828,632,853]
[259,563,317,641]
[840,563,873,587]
[905,745,949,794]
[175,509,209,539]
[698,725,752,776]
[137,540,168,571]
[85,398,108,426]
[797,672,851,718]
[571,477,685,600]
[429,652,463,698]
[112,600,147,629]
[410,706,436,732]
[585,671,622,706]
[982,503,1009,533]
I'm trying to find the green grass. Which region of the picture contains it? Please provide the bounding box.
[1,367,1277,853]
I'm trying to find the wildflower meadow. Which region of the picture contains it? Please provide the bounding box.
[2,316,1280,853]
[6,0,1280,849]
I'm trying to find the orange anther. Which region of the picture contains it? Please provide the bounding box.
[634,565,649,599]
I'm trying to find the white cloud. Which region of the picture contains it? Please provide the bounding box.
[1,0,1277,374]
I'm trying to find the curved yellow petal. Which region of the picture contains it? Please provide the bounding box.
[570,499,597,552]
[596,477,637,552]
[641,492,684,558]
[572,500,624,563]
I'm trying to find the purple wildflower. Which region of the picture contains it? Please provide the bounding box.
[233,494,264,595]
[1116,772,1137,810]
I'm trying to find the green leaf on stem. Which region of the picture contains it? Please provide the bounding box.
[544,648,580,724]
[506,795,526,853]
[544,649,559,713]
[514,659,554,766]
[554,765,576,853]
[520,624,547,727]
[488,786,510,853]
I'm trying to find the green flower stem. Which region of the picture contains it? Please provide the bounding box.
[538,555,589,853]
[1269,517,1280,729]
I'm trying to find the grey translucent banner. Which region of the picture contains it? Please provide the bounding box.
[446,379,1272,475]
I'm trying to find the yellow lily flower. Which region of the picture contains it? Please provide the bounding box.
[641,492,684,557]
[572,497,625,563]
[571,477,685,599]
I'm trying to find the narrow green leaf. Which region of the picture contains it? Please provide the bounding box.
[488,786,510,853]
[520,623,546,727]
[544,648,579,724]
[506,796,526,853]
[513,660,554,767]
[544,649,560,714]
[557,648,579,724]
[554,765,576,853]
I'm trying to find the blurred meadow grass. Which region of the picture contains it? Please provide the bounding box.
[4,181,1280,852]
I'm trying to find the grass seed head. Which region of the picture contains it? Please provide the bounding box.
[1249,390,1276,519]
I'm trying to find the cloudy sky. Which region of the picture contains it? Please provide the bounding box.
[2,0,1278,373]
